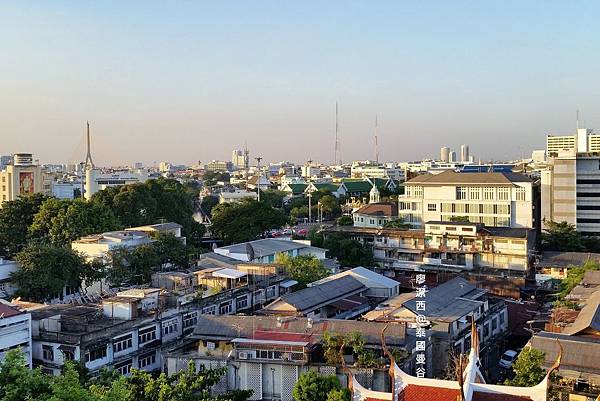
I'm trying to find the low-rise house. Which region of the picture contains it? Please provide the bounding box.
[125,222,183,239]
[308,266,400,299]
[0,300,32,367]
[213,239,327,263]
[280,183,308,197]
[218,190,258,203]
[364,277,508,377]
[352,203,398,228]
[536,251,600,280]
[72,230,154,260]
[261,275,369,319]
[165,315,414,401]
[18,288,196,376]
[0,258,19,298]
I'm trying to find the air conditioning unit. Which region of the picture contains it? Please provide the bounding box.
[238,351,253,360]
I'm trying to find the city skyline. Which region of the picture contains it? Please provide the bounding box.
[3,1,600,165]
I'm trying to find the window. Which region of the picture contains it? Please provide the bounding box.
[266,285,277,298]
[483,187,495,201]
[236,296,249,310]
[429,225,440,230]
[138,352,156,369]
[219,301,232,315]
[115,359,133,375]
[498,187,509,201]
[202,306,216,315]
[42,345,54,361]
[85,346,107,362]
[370,219,375,224]
[427,204,437,211]
[183,312,198,328]
[516,187,526,201]
[469,187,480,200]
[138,326,157,345]
[61,349,75,361]
[162,320,178,336]
[113,334,133,353]
[499,312,505,325]
[491,317,498,332]
[456,186,467,200]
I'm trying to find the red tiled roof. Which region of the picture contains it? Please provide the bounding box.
[397,385,461,401]
[355,203,398,217]
[0,303,22,318]
[472,392,531,401]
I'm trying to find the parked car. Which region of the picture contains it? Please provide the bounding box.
[499,350,518,369]
[295,228,308,236]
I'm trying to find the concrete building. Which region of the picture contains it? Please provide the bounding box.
[352,203,398,228]
[546,127,600,155]
[0,300,32,367]
[213,239,327,264]
[399,170,535,229]
[0,258,20,299]
[205,160,234,172]
[72,230,154,260]
[218,190,258,203]
[350,163,405,181]
[541,150,600,234]
[449,151,457,162]
[440,146,450,163]
[460,144,469,162]
[0,153,51,206]
[84,168,149,200]
[232,149,249,170]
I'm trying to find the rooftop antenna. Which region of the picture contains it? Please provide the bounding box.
[334,102,341,165]
[374,114,379,165]
[244,141,250,170]
[85,121,94,169]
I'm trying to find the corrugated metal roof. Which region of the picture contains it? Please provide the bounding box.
[276,275,365,312]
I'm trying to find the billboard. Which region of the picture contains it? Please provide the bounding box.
[19,171,34,195]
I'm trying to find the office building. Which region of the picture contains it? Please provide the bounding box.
[460,144,469,162]
[449,151,457,162]
[0,153,51,206]
[398,170,535,228]
[541,150,600,234]
[232,149,249,170]
[440,146,450,162]
[546,127,600,155]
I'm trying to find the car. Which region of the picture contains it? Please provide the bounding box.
[499,350,518,369]
[296,228,308,236]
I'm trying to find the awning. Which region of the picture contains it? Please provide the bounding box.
[279,280,299,288]
[212,268,247,279]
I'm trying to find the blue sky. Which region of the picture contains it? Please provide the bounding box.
[2,1,600,165]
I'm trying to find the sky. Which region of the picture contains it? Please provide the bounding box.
[2,1,600,166]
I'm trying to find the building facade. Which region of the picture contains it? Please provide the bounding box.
[399,171,535,229]
[0,153,51,206]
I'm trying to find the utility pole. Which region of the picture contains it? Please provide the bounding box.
[255,157,263,202]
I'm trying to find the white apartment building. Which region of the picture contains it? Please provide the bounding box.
[0,153,52,206]
[398,171,534,228]
[541,151,600,234]
[0,301,32,367]
[546,128,600,155]
[85,168,150,200]
[350,163,405,181]
[72,230,154,260]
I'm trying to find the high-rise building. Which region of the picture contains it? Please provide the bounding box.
[460,144,469,162]
[440,146,450,162]
[231,149,249,170]
[0,153,51,206]
[541,150,600,234]
[546,128,600,155]
[449,151,457,162]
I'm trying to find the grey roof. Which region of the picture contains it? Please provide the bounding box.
[405,170,531,185]
[565,289,600,335]
[530,331,600,376]
[191,314,406,346]
[274,275,365,312]
[537,251,600,268]
[403,277,487,323]
[127,222,182,231]
[190,252,244,271]
[583,271,600,286]
[309,266,400,290]
[216,239,319,256]
[482,226,531,239]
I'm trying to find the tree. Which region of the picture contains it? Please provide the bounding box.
[32,199,122,246]
[0,349,52,401]
[336,216,353,226]
[210,199,287,244]
[318,195,341,220]
[541,220,583,251]
[12,245,103,302]
[202,171,230,187]
[292,371,341,401]
[200,195,220,217]
[276,254,329,288]
[383,218,411,229]
[107,244,160,286]
[326,389,351,401]
[323,232,373,267]
[151,231,188,268]
[259,189,286,209]
[111,184,158,227]
[449,216,470,223]
[0,193,49,257]
[504,348,546,387]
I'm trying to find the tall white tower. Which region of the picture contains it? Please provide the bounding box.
[84,121,98,200]
[460,145,469,162]
[440,146,450,162]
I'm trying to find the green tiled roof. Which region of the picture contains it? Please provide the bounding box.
[341,180,373,193]
[285,183,308,194]
[313,183,340,192]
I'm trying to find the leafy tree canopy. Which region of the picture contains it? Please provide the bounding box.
[12,244,103,302]
[210,199,286,244]
[336,216,354,226]
[541,220,584,252]
[504,348,546,387]
[323,232,373,267]
[292,371,341,401]
[0,193,49,258]
[276,254,329,288]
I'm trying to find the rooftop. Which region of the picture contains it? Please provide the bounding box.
[215,238,324,257]
[405,170,531,185]
[354,203,398,217]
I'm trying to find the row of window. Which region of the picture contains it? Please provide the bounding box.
[456,186,518,201]
[114,352,157,375]
[440,203,510,215]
